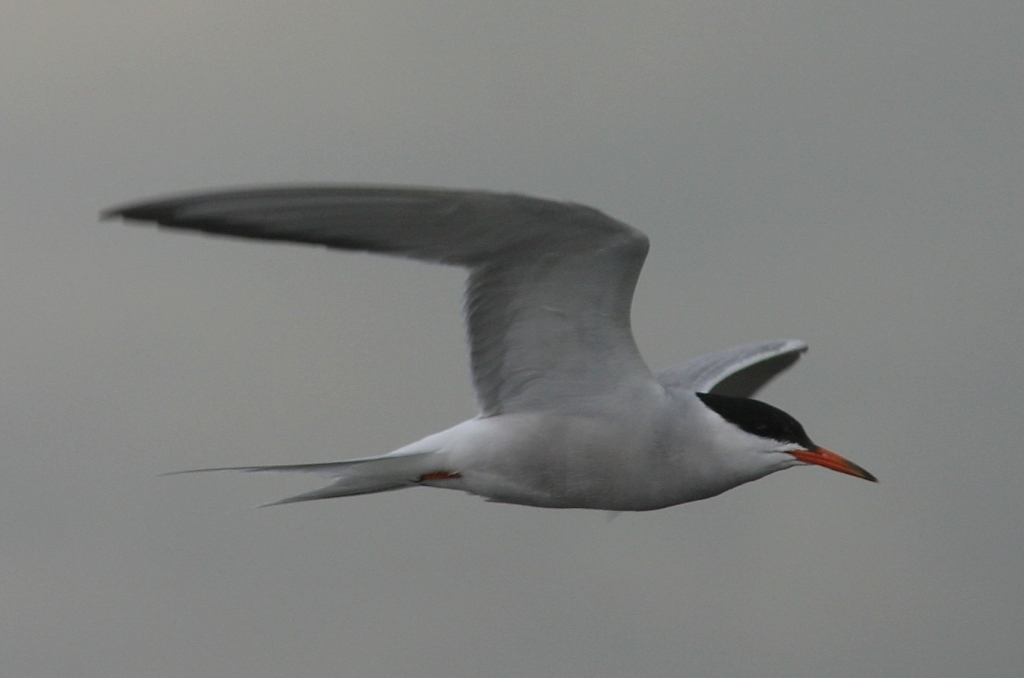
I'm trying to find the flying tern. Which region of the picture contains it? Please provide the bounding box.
[105,186,875,510]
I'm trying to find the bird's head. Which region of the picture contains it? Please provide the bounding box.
[695,392,877,483]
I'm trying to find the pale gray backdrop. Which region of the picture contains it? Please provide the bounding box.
[1,2,1021,677]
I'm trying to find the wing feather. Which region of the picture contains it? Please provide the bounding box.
[105,186,653,415]
[656,339,808,398]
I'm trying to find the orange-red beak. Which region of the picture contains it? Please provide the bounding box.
[789,447,877,482]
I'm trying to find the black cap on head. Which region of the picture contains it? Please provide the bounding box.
[696,392,816,449]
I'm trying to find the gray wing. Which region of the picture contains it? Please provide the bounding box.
[104,186,653,415]
[656,339,808,398]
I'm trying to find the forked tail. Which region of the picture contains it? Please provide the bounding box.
[166,450,442,506]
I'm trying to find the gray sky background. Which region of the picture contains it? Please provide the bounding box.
[2,2,1022,676]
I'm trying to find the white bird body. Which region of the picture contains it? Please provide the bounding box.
[418,391,791,510]
[105,186,875,510]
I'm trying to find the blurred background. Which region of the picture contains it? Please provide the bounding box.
[1,2,1021,676]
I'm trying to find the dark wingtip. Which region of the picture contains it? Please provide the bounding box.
[101,202,175,223]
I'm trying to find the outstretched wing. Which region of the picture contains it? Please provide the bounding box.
[105,186,653,415]
[656,339,808,398]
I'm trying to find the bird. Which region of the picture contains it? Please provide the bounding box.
[104,186,876,511]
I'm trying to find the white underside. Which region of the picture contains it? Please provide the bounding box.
[257,385,798,511]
